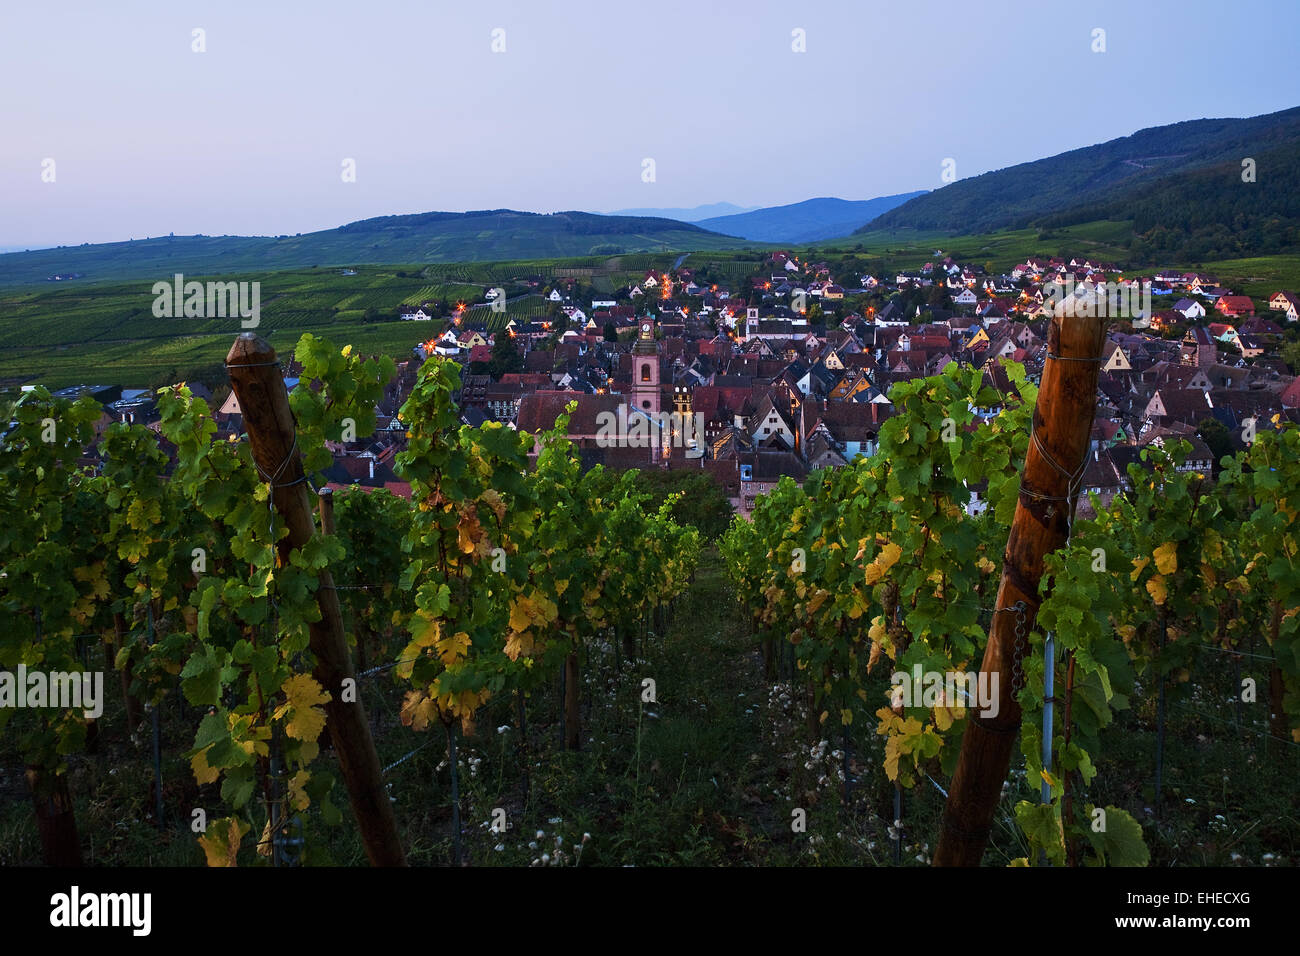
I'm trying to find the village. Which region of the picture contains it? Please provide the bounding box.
[50,250,1300,519]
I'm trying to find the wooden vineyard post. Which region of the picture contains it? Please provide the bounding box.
[226,333,406,867]
[25,767,83,866]
[933,295,1107,867]
[318,486,336,535]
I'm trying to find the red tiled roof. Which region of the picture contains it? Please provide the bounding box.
[1217,295,1255,314]
[515,391,624,437]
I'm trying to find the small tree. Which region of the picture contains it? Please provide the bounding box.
[1280,339,1300,374]
[488,335,524,379]
[1197,417,1233,472]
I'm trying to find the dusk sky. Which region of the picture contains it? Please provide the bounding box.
[2,0,1298,249]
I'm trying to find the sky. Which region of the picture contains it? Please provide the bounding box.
[1,0,1298,249]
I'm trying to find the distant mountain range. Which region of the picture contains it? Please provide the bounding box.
[0,193,930,288]
[696,194,927,243]
[7,105,1298,286]
[0,210,748,287]
[860,105,1300,261]
[605,202,759,221]
[601,194,928,242]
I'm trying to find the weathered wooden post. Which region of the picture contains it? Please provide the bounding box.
[226,333,406,866]
[933,292,1107,867]
[25,768,82,866]
[318,486,336,535]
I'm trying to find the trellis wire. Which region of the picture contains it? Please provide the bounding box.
[1168,700,1300,753]
[381,738,435,776]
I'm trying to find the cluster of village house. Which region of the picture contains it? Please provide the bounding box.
[55,251,1300,519]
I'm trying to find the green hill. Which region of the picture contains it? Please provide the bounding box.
[862,105,1300,249]
[0,210,750,288]
[1039,140,1300,263]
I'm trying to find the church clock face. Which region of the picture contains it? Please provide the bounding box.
[642,323,651,334]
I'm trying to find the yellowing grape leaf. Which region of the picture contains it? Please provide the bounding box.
[435,630,471,667]
[288,770,311,811]
[480,489,506,522]
[400,689,440,731]
[275,674,331,742]
[883,736,901,781]
[504,631,534,661]
[876,707,901,735]
[457,507,484,555]
[74,563,111,601]
[1130,556,1150,582]
[508,596,533,633]
[256,819,273,858]
[934,705,955,732]
[1153,542,1178,576]
[509,593,557,633]
[198,816,249,868]
[191,746,220,785]
[868,638,882,673]
[1146,575,1168,605]
[864,542,903,586]
[410,614,442,649]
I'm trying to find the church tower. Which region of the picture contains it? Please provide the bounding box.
[630,319,660,415]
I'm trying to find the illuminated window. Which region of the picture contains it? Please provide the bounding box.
[641,363,651,382]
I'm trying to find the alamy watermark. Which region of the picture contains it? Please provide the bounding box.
[1044,279,1152,326]
[890,665,999,718]
[50,886,151,936]
[0,666,103,719]
[151,273,260,328]
[595,405,704,459]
